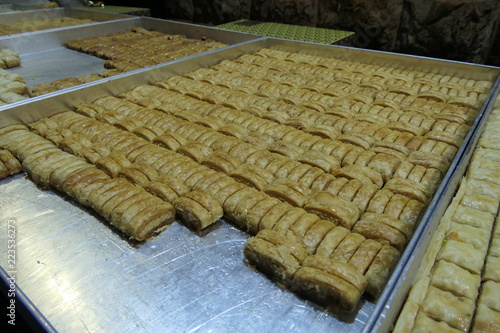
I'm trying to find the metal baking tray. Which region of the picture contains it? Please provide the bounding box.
[0,16,260,94]
[0,38,499,332]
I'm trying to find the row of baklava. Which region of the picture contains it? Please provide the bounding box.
[193,56,486,108]
[55,51,491,314]
[11,109,401,311]
[185,63,482,121]
[394,101,500,332]
[0,17,95,36]
[173,59,481,130]
[66,91,431,304]
[0,125,175,241]
[65,27,227,70]
[250,48,492,95]
[122,83,449,193]
[147,77,467,169]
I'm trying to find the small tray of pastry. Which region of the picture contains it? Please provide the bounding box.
[0,16,259,103]
[0,38,499,332]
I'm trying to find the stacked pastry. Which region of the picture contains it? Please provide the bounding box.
[0,125,175,241]
[65,27,227,72]
[0,17,94,36]
[0,49,21,69]
[393,96,500,332]
[0,67,27,105]
[0,47,493,313]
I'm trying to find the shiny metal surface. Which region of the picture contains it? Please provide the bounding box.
[0,37,499,332]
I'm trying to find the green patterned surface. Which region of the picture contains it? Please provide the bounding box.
[74,6,150,15]
[217,20,354,44]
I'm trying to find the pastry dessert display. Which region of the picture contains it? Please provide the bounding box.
[0,17,95,36]
[393,96,500,332]
[0,48,21,69]
[28,27,228,97]
[0,67,27,105]
[0,47,493,314]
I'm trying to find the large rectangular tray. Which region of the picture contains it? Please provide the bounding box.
[0,38,499,332]
[0,16,259,94]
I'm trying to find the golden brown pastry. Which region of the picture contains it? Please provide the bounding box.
[411,312,463,333]
[245,197,283,235]
[352,212,407,249]
[292,255,367,312]
[430,260,480,300]
[264,178,311,207]
[420,286,475,331]
[143,181,180,202]
[471,303,500,333]
[231,163,274,188]
[271,207,308,235]
[244,229,307,286]
[174,191,223,231]
[154,174,190,197]
[296,150,340,173]
[202,151,241,173]
[364,244,400,296]
[259,201,294,231]
[334,165,384,188]
[116,167,149,187]
[347,239,383,275]
[231,191,270,229]
[304,192,360,229]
